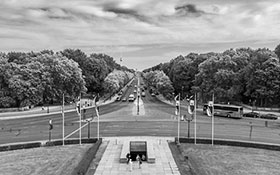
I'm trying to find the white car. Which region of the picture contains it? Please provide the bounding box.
[128,94,135,102]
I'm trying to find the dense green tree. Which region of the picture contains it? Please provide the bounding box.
[32,53,86,104]
[143,70,174,99]
[103,70,134,97]
[243,48,280,106]
[274,44,280,60]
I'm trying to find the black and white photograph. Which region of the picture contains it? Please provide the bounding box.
[0,0,280,174]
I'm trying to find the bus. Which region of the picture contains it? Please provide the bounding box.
[203,103,243,119]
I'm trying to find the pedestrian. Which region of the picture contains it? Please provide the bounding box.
[136,154,142,169]
[126,153,131,164]
[142,154,146,161]
[129,158,133,172]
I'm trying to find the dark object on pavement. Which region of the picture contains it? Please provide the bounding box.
[243,112,260,118]
[260,113,278,120]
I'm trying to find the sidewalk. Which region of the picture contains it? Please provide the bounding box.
[0,96,118,120]
[87,137,180,175]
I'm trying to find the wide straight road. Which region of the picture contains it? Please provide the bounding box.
[1,78,280,145]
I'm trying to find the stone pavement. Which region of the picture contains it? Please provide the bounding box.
[92,137,180,175]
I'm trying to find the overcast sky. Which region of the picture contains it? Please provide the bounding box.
[1,0,280,70]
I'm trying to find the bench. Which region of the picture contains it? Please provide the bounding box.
[119,140,130,163]
[147,142,155,163]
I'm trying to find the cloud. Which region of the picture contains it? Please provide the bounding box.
[175,4,206,16]
[0,0,279,69]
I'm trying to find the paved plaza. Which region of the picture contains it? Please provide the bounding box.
[91,137,180,175]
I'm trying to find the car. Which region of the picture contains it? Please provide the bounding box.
[260,113,278,120]
[118,91,123,95]
[122,97,127,102]
[151,93,156,97]
[133,89,137,93]
[128,94,135,102]
[116,96,121,101]
[243,112,260,118]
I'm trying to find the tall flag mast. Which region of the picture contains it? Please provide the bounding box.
[175,94,180,144]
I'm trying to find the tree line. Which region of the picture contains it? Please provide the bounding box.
[143,46,280,107]
[0,49,134,108]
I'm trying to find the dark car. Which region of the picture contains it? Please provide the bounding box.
[260,113,278,120]
[243,112,260,118]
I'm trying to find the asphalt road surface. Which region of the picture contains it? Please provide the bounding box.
[1,78,280,145]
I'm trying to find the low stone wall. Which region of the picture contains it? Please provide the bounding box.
[175,137,280,151]
[0,105,34,112]
[0,138,100,152]
[71,139,102,175]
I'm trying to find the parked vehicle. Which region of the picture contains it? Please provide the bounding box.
[243,112,260,118]
[116,96,121,101]
[260,113,278,120]
[141,91,146,97]
[151,93,156,97]
[128,94,135,102]
[122,97,127,102]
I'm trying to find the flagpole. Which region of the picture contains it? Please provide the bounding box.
[177,93,180,144]
[94,94,100,140]
[211,92,214,146]
[79,93,82,145]
[62,93,65,146]
[194,93,197,144]
[97,104,100,140]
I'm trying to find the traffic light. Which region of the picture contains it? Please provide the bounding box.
[49,119,53,130]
